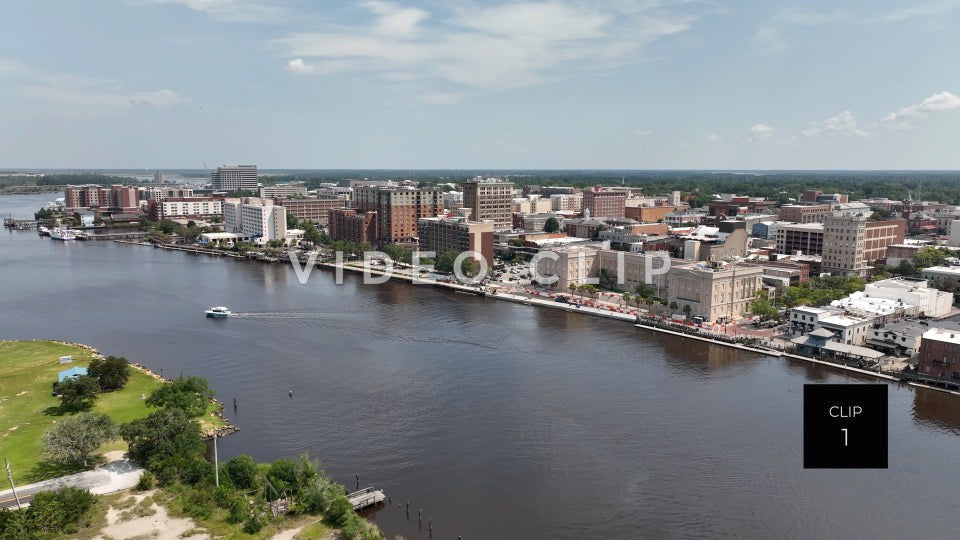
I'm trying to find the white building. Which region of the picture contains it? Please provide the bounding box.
[155,198,224,220]
[211,165,258,192]
[859,277,953,317]
[223,197,287,243]
[789,306,872,345]
[550,193,583,212]
[949,220,960,247]
[260,182,308,199]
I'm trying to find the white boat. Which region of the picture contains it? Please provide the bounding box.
[50,227,77,241]
[205,306,231,318]
[38,226,51,236]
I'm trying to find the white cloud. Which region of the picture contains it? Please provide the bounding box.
[275,1,698,90]
[869,0,960,23]
[749,124,775,139]
[882,91,960,127]
[802,111,868,137]
[362,1,429,37]
[773,7,852,25]
[285,58,348,76]
[632,128,653,138]
[133,0,285,22]
[704,133,724,143]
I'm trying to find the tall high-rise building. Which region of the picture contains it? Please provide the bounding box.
[353,186,443,245]
[211,165,258,192]
[822,214,905,276]
[223,197,287,242]
[463,178,514,230]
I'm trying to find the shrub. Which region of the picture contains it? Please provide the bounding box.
[323,495,355,528]
[243,513,264,534]
[137,471,155,491]
[225,455,259,490]
[145,376,214,417]
[0,487,97,538]
[121,408,206,481]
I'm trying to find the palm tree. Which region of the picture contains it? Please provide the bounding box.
[621,292,631,307]
[635,283,655,309]
[682,304,692,320]
[568,283,578,299]
[669,301,679,312]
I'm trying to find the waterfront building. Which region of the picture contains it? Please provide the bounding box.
[417,217,495,265]
[463,178,515,230]
[260,182,308,199]
[275,196,346,226]
[223,197,286,242]
[666,263,764,322]
[354,185,444,245]
[918,327,960,378]
[328,208,377,245]
[148,196,224,221]
[583,187,626,218]
[210,165,258,192]
[789,306,872,345]
[64,184,140,213]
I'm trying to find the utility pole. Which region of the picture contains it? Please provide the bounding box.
[5,459,22,509]
[213,434,219,487]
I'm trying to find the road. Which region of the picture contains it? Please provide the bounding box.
[0,458,143,509]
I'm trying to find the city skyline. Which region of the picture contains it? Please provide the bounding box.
[1,0,959,169]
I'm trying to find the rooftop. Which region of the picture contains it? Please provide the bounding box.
[923,327,960,345]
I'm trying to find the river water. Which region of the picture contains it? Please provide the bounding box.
[2,193,959,539]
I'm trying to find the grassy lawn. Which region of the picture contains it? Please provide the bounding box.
[0,341,163,483]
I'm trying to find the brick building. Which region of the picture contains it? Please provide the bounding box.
[417,217,495,265]
[328,208,377,245]
[65,184,140,213]
[275,197,346,226]
[354,186,443,245]
[582,187,626,218]
[918,328,960,379]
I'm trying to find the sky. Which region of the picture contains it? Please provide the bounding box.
[0,0,959,170]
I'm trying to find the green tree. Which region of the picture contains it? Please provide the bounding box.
[435,250,459,273]
[597,268,618,291]
[87,355,130,390]
[682,304,692,319]
[286,212,300,229]
[121,408,206,478]
[669,301,679,311]
[750,290,779,321]
[58,375,100,410]
[634,283,655,307]
[1,487,96,538]
[42,412,118,467]
[225,455,260,490]
[913,246,948,269]
[145,376,215,417]
[543,216,560,233]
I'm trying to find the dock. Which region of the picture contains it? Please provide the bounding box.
[347,487,386,510]
[3,218,38,230]
[77,231,150,241]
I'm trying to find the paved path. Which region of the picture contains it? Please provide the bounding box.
[0,458,143,509]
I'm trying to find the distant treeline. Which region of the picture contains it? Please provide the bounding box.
[259,171,960,204]
[0,173,136,188]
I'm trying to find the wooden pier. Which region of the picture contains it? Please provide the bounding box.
[77,231,150,241]
[3,218,38,230]
[347,487,386,510]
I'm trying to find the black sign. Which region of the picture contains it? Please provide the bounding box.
[803,384,887,468]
